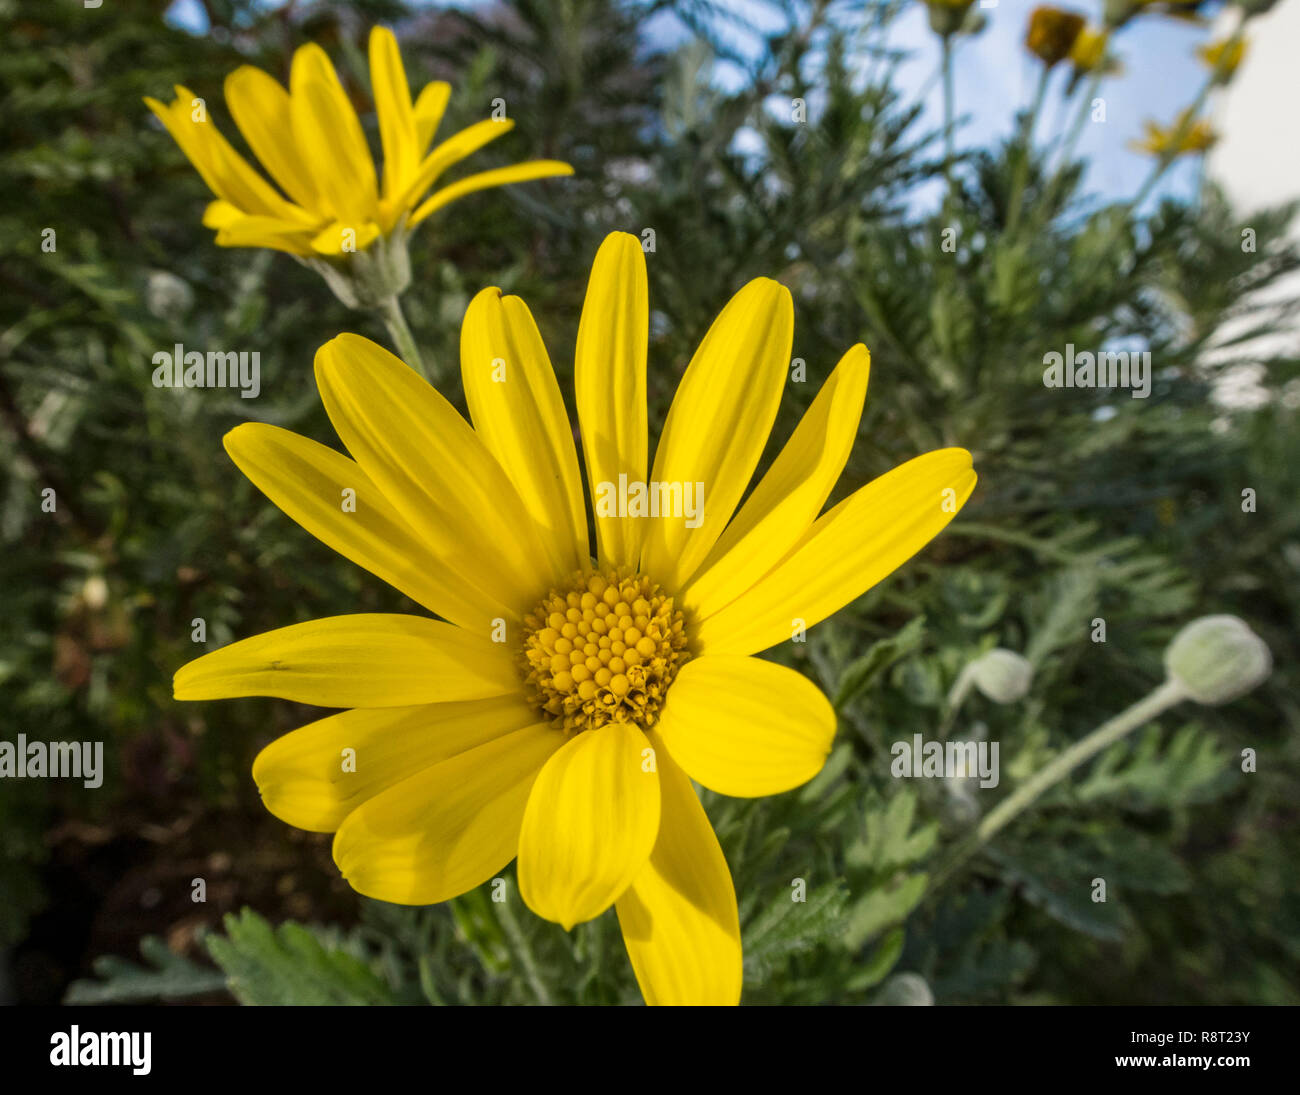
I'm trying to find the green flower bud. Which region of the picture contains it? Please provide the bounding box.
[298,223,413,311]
[926,0,977,38]
[1103,0,1140,28]
[1236,0,1280,15]
[876,972,934,1006]
[1164,615,1271,705]
[969,648,1034,704]
[146,270,194,318]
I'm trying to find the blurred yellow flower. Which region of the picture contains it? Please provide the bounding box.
[1131,109,1217,159]
[173,231,977,1005]
[145,27,571,259]
[1197,36,1247,81]
[1068,26,1110,73]
[1026,6,1087,67]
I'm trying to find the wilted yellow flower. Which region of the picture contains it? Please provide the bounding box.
[1026,6,1087,66]
[145,27,571,261]
[1069,26,1110,73]
[1197,37,1247,81]
[1131,109,1217,159]
[174,232,977,1005]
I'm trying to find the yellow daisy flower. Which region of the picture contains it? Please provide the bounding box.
[1197,36,1247,82]
[1068,26,1111,74]
[1130,109,1217,159]
[145,27,571,262]
[173,232,977,1005]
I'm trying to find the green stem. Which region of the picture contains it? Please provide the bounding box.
[1005,65,1052,235]
[498,894,552,1005]
[927,679,1188,895]
[938,663,975,739]
[941,33,956,202]
[1129,159,1170,214]
[1054,69,1102,174]
[1035,68,1104,225]
[943,521,1081,564]
[378,294,432,383]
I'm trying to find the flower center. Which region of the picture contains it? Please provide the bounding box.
[521,569,689,735]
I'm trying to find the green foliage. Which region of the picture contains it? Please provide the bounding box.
[205,909,398,1006]
[65,936,227,1004]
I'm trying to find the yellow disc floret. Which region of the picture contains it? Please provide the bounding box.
[522,570,689,735]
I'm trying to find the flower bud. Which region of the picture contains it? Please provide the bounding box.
[969,648,1034,704]
[1068,27,1109,74]
[146,270,194,318]
[1164,615,1271,705]
[926,0,977,38]
[1197,37,1247,84]
[1103,0,1142,28]
[1026,6,1086,67]
[876,973,934,1006]
[299,223,413,310]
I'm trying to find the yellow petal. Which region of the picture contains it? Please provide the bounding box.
[656,656,835,796]
[223,422,512,633]
[639,278,794,592]
[208,210,315,244]
[681,344,870,619]
[202,200,242,228]
[333,723,561,905]
[173,614,518,707]
[461,288,587,575]
[696,448,977,655]
[395,118,515,214]
[147,88,307,222]
[517,722,660,929]
[408,160,573,227]
[212,218,316,255]
[224,66,319,208]
[314,333,561,615]
[413,80,452,151]
[254,695,538,832]
[574,232,649,571]
[368,27,419,201]
[309,220,382,255]
[289,44,378,222]
[615,731,741,1005]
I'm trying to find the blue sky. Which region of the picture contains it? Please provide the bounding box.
[874,0,1212,209]
[164,0,1214,207]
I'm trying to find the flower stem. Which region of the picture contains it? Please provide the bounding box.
[941,34,957,201]
[498,894,552,1005]
[926,678,1188,895]
[1035,68,1104,224]
[1053,69,1102,176]
[1005,65,1051,235]
[378,294,433,383]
